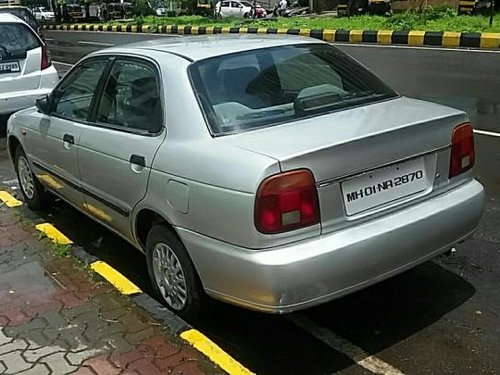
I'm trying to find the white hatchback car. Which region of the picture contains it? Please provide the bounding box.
[32,6,55,23]
[0,13,58,117]
[216,0,254,18]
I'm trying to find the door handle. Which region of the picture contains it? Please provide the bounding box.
[63,134,74,144]
[130,154,146,167]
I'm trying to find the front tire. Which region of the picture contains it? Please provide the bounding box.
[14,146,48,210]
[146,225,205,321]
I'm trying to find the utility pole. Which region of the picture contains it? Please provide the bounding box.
[489,0,495,26]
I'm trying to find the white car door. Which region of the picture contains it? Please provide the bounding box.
[231,1,244,16]
[219,1,231,16]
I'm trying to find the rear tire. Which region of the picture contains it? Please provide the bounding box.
[145,225,206,322]
[14,146,48,210]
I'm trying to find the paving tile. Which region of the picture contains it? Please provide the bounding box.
[0,350,33,373]
[0,206,220,375]
[39,352,78,374]
[16,364,50,375]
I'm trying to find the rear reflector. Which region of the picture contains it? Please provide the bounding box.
[449,123,475,178]
[255,169,320,234]
[41,44,51,70]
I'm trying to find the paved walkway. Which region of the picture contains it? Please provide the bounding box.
[0,202,219,375]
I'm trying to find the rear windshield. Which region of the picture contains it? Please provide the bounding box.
[0,23,40,55]
[189,44,397,135]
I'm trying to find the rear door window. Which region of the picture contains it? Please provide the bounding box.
[95,59,163,134]
[0,24,40,55]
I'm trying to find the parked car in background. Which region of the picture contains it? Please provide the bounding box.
[32,6,55,23]
[0,6,40,34]
[216,0,266,18]
[6,36,484,321]
[65,4,84,22]
[0,13,58,117]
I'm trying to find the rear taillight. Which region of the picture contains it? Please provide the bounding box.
[41,44,51,70]
[255,169,320,234]
[449,122,475,178]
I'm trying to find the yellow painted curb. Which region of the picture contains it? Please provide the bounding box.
[442,31,461,47]
[35,223,73,245]
[349,29,363,43]
[181,329,254,375]
[0,191,22,207]
[480,32,500,49]
[408,30,426,46]
[377,29,393,44]
[90,261,142,295]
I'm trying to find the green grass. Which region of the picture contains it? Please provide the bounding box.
[134,10,500,33]
[52,242,72,257]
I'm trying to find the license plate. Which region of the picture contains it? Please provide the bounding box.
[0,61,20,74]
[341,157,427,216]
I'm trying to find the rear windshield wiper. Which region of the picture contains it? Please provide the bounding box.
[295,91,391,114]
[235,108,286,121]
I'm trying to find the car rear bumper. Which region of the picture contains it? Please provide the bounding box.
[178,179,484,313]
[0,66,58,115]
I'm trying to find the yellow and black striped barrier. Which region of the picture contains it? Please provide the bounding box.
[43,24,500,49]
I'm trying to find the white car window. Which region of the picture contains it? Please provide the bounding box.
[0,24,40,54]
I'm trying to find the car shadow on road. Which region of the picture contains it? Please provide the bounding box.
[30,198,476,374]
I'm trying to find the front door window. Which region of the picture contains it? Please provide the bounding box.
[52,59,108,122]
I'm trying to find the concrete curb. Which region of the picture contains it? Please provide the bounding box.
[43,23,500,49]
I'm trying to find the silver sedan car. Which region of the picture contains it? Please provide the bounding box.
[6,36,484,320]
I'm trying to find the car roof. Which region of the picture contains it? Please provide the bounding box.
[95,34,323,62]
[0,6,30,11]
[0,12,26,23]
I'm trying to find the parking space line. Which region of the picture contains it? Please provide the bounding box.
[90,261,142,295]
[474,129,500,138]
[290,315,405,375]
[180,329,255,375]
[35,223,73,245]
[0,191,23,207]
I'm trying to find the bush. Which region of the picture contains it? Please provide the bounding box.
[132,0,153,16]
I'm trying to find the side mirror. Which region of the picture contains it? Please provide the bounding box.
[35,94,51,115]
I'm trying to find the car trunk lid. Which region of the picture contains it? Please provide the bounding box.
[224,97,468,231]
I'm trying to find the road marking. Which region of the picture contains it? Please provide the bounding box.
[180,329,255,375]
[52,60,74,67]
[289,315,405,375]
[0,191,22,207]
[77,40,114,46]
[90,261,142,295]
[35,223,73,245]
[337,43,500,54]
[44,38,54,41]
[474,129,500,138]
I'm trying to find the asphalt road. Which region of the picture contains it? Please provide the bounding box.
[1,31,500,374]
